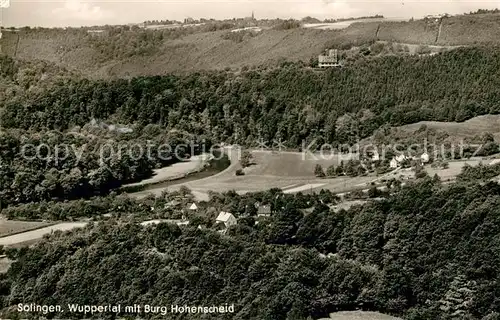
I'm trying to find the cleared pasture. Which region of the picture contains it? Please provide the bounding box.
[0,220,53,237]
[399,115,500,141]
[0,222,87,247]
[303,18,404,30]
[123,153,213,188]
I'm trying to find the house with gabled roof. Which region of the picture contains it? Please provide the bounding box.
[216,211,237,228]
[257,204,271,217]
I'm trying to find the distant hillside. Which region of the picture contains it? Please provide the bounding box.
[0,27,375,78]
[3,12,500,77]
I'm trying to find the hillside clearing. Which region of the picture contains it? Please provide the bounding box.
[0,222,88,247]
[303,17,405,30]
[399,115,500,140]
[0,220,54,237]
[123,153,213,188]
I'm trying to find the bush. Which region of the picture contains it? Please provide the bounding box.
[314,164,325,178]
[236,169,245,176]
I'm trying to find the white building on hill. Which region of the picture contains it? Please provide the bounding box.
[318,49,340,68]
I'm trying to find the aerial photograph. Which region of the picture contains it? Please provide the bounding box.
[0,0,500,319]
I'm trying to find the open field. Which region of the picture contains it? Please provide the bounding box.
[319,311,401,320]
[131,149,371,200]
[425,159,488,181]
[0,220,54,237]
[243,151,352,177]
[399,115,500,141]
[0,222,87,247]
[130,147,499,201]
[123,153,213,188]
[304,18,405,30]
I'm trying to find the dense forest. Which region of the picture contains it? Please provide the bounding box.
[0,126,208,207]
[1,177,500,319]
[2,46,499,148]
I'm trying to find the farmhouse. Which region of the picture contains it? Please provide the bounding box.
[318,49,340,68]
[257,204,272,217]
[216,212,237,228]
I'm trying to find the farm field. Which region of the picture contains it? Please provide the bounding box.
[0,220,54,237]
[0,222,87,247]
[123,153,213,188]
[398,115,500,141]
[131,149,370,200]
[425,159,484,181]
[130,147,498,201]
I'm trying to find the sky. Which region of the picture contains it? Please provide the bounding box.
[2,0,500,27]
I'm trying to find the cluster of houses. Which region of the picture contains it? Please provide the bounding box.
[367,151,431,169]
[160,198,273,235]
[214,202,272,234]
[389,152,430,169]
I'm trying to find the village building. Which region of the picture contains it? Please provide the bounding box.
[189,203,198,211]
[318,49,341,68]
[216,212,237,229]
[257,204,271,217]
[164,200,182,209]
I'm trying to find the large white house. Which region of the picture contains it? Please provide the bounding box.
[216,212,237,228]
[318,49,340,68]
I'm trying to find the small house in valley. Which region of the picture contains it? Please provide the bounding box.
[257,205,272,217]
[216,212,237,228]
